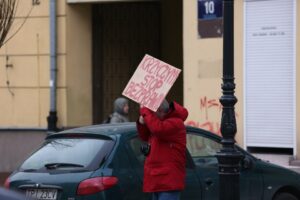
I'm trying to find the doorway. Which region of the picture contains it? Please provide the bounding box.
[92,2,161,123]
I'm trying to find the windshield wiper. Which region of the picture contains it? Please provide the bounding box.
[22,169,38,172]
[45,163,84,169]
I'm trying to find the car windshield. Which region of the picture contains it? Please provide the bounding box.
[19,137,114,172]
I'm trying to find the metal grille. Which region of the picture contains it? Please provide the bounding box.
[244,0,296,148]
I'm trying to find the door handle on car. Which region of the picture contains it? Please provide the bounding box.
[205,178,213,186]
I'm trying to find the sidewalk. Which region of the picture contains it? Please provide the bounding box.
[253,153,300,173]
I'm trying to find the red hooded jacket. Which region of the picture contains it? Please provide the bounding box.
[136,102,188,193]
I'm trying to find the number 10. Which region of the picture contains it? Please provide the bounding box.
[204,1,215,14]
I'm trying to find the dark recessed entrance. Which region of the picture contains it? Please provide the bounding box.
[92,2,161,123]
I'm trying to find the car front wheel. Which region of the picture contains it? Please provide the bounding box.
[274,192,298,200]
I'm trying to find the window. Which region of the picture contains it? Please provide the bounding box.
[128,137,146,165]
[187,133,221,166]
[20,138,114,171]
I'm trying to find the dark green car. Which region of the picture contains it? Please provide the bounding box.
[5,123,300,200]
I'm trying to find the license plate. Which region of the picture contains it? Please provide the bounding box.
[26,189,57,200]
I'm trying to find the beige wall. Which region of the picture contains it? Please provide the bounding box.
[296,1,300,159]
[234,0,245,147]
[183,1,223,136]
[0,0,93,128]
[65,4,92,127]
[0,0,67,128]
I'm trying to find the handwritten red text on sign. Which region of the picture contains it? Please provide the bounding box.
[123,54,181,111]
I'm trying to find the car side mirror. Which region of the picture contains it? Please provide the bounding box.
[241,156,253,169]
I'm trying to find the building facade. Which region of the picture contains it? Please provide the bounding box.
[184,0,300,157]
[0,0,299,180]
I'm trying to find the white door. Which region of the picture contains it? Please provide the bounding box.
[244,0,296,151]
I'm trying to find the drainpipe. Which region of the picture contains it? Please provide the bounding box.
[47,0,58,132]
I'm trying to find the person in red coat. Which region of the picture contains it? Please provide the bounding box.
[136,99,189,200]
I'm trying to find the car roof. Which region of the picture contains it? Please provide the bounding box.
[61,122,135,134]
[47,122,221,141]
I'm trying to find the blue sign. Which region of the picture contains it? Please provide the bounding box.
[198,0,223,20]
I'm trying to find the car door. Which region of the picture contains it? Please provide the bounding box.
[186,130,264,200]
[118,136,149,200]
[125,135,202,200]
[186,132,220,200]
[112,136,147,200]
[239,151,264,200]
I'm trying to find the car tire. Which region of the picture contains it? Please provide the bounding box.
[274,192,298,200]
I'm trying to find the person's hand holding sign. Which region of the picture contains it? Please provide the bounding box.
[139,104,145,124]
[139,116,145,125]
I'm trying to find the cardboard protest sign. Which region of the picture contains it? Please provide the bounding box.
[122,54,181,112]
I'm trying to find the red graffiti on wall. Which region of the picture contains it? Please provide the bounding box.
[186,96,239,136]
[200,96,222,120]
[186,120,221,136]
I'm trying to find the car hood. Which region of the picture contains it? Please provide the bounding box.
[9,170,94,199]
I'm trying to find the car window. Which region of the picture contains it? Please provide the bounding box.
[187,133,222,166]
[20,138,114,171]
[128,137,146,165]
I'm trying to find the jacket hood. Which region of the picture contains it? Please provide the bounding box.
[166,101,188,121]
[114,97,128,115]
